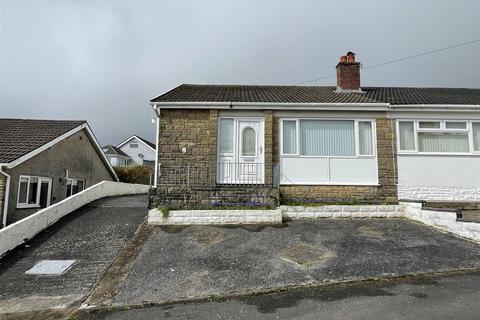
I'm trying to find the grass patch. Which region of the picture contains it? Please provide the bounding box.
[159,207,170,218]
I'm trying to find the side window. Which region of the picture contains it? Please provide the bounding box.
[358,121,373,155]
[66,178,85,198]
[282,120,297,154]
[219,119,234,153]
[398,121,415,151]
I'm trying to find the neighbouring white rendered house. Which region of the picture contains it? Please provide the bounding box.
[395,112,480,201]
[116,135,156,168]
[149,52,480,205]
[102,145,132,166]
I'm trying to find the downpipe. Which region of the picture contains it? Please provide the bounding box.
[0,165,10,228]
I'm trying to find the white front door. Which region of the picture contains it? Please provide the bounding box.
[217,118,264,184]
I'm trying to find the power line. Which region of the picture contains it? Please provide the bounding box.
[293,39,480,86]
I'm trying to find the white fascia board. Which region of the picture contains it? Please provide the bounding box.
[391,104,480,112]
[150,101,391,111]
[150,101,480,112]
[117,135,156,152]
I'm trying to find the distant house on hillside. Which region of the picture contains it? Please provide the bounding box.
[102,145,132,166]
[116,135,156,168]
[0,118,117,227]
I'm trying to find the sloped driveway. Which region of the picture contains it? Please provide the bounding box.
[110,219,480,306]
[0,195,148,319]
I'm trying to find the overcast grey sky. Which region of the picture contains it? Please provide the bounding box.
[1,0,479,145]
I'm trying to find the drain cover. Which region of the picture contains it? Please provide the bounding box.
[25,260,76,275]
[280,243,332,267]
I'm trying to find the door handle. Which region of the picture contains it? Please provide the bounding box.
[259,146,263,154]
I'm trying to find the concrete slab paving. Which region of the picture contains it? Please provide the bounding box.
[112,219,480,305]
[0,195,148,317]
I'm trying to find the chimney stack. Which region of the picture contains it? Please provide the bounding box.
[336,51,361,92]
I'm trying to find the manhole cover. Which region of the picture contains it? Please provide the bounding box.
[357,225,386,240]
[25,260,76,275]
[185,227,226,245]
[280,243,333,267]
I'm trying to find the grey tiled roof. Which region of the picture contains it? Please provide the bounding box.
[102,145,131,158]
[136,136,156,149]
[151,84,480,105]
[0,118,86,163]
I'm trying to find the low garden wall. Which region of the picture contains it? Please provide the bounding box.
[402,202,480,242]
[149,202,480,243]
[149,208,283,225]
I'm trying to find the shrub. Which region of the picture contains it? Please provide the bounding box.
[114,165,154,185]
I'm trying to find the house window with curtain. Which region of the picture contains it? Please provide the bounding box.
[280,118,377,185]
[398,120,479,154]
[281,119,375,157]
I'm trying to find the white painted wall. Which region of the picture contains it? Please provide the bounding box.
[118,138,155,165]
[398,155,480,201]
[403,202,480,243]
[0,181,149,257]
[280,157,377,185]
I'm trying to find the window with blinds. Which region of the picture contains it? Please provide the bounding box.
[281,119,375,157]
[398,120,478,154]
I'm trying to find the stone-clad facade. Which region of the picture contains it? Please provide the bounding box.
[152,109,279,207]
[151,109,398,207]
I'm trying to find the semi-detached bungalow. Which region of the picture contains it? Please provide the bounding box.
[149,52,480,207]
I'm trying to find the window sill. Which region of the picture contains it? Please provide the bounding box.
[281,155,376,159]
[280,182,380,186]
[398,152,480,156]
[16,204,41,209]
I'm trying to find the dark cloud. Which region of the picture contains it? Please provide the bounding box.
[1,0,479,144]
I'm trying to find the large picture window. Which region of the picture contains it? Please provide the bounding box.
[17,175,52,209]
[281,119,375,157]
[398,120,479,154]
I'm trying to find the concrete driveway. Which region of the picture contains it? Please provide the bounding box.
[0,195,148,319]
[110,219,480,306]
[80,271,480,320]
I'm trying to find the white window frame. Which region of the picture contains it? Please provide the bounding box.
[280,118,377,159]
[17,175,52,209]
[280,119,299,156]
[66,178,85,197]
[397,120,479,155]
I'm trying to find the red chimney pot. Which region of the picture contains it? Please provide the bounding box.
[336,51,361,92]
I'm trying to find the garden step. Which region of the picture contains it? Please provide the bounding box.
[457,210,480,223]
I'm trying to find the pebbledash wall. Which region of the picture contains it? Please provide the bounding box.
[152,109,398,207]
